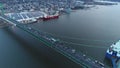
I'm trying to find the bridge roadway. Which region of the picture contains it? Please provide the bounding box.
[0,14,105,68]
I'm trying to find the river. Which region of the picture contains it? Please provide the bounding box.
[1,3,120,68]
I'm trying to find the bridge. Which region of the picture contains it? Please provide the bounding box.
[0,14,105,68]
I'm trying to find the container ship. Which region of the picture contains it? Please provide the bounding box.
[106,40,120,68]
[41,11,59,21]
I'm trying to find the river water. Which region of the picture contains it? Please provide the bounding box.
[0,3,120,68]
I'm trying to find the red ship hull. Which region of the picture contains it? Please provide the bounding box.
[42,15,59,21]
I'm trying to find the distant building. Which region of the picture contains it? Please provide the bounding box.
[108,0,120,2]
[81,0,94,2]
[81,0,94,4]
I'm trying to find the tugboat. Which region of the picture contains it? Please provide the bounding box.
[106,40,120,68]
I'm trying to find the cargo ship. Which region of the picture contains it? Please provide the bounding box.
[41,11,59,21]
[105,40,120,68]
